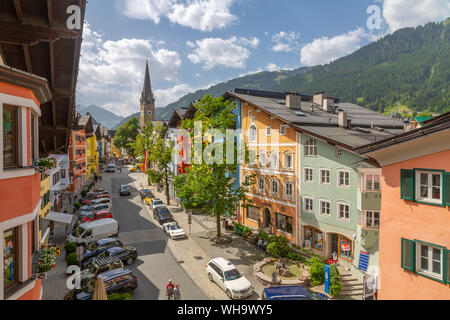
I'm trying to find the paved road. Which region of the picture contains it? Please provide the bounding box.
[103,168,208,300]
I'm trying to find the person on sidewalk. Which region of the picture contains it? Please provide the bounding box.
[174,284,181,300]
[166,279,175,300]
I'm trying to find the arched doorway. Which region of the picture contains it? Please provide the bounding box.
[262,207,271,229]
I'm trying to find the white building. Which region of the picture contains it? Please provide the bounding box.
[48,154,70,212]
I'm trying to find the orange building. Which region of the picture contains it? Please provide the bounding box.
[0,65,52,300]
[357,112,450,299]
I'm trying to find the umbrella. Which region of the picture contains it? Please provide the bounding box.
[92,276,107,300]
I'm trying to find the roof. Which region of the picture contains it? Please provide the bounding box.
[168,109,188,128]
[79,218,116,228]
[211,257,235,271]
[356,112,450,154]
[225,90,404,150]
[0,0,87,156]
[141,61,154,102]
[77,114,94,135]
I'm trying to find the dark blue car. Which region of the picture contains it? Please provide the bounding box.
[262,286,328,300]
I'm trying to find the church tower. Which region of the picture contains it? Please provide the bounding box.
[140,60,155,129]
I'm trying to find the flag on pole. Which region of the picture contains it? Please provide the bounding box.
[144,150,148,172]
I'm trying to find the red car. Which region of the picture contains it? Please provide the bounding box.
[81,195,111,205]
[81,211,113,223]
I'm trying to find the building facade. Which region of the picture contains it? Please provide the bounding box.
[0,65,52,300]
[68,129,87,193]
[358,113,450,299]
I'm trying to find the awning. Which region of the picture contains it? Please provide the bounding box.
[43,211,74,225]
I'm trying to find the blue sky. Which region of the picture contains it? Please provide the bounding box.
[76,0,450,117]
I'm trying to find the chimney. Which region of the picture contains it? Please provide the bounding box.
[338,111,347,127]
[313,92,324,106]
[323,98,335,113]
[286,93,302,110]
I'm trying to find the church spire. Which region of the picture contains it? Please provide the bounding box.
[141,60,153,102]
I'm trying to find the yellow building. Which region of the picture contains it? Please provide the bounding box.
[39,173,51,245]
[86,134,98,181]
[110,137,121,159]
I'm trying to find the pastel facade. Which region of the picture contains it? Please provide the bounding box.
[358,113,450,299]
[0,65,52,300]
[68,129,87,193]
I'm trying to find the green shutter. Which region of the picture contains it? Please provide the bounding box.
[400,169,415,201]
[445,173,450,206]
[401,238,415,272]
[445,249,450,284]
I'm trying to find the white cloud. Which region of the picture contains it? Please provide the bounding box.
[187,36,258,69]
[271,31,300,52]
[118,0,237,32]
[266,63,281,72]
[300,28,367,66]
[154,83,195,108]
[77,24,182,117]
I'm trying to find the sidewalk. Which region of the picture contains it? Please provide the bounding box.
[133,173,267,300]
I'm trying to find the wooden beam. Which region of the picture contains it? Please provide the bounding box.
[22,44,32,73]
[41,139,48,154]
[13,0,23,23]
[53,136,57,151]
[40,125,69,132]
[0,21,80,45]
[47,0,54,27]
[52,101,56,128]
[49,41,55,88]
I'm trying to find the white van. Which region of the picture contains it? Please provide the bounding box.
[106,163,116,173]
[67,219,119,246]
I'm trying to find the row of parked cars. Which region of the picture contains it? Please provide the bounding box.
[139,189,187,240]
[65,187,140,300]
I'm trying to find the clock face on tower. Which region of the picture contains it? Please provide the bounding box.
[147,110,153,115]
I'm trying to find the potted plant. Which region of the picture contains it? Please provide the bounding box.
[33,158,57,174]
[37,247,57,278]
[73,202,81,213]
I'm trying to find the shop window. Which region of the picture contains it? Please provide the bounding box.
[304,227,323,251]
[3,106,18,167]
[3,228,18,289]
[275,212,293,234]
[247,206,260,222]
[339,236,352,261]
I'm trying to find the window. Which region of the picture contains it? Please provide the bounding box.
[31,116,36,162]
[275,212,293,234]
[416,171,442,204]
[304,227,323,251]
[248,110,253,119]
[4,228,18,289]
[259,151,267,167]
[270,151,279,169]
[365,173,381,190]
[285,182,294,199]
[283,152,293,170]
[248,124,257,143]
[3,106,18,167]
[280,125,286,135]
[320,169,330,185]
[304,168,313,183]
[338,203,350,221]
[271,179,279,196]
[304,197,313,213]
[305,138,317,156]
[258,177,265,192]
[417,243,443,279]
[339,236,352,261]
[336,147,342,158]
[266,126,271,136]
[61,169,66,179]
[338,170,350,188]
[319,199,331,216]
[247,206,260,221]
[364,211,380,228]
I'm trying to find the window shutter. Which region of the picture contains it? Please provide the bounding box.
[445,249,450,284]
[400,169,414,201]
[401,238,415,272]
[445,173,450,206]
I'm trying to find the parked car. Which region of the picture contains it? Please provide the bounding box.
[163,222,186,239]
[153,206,173,225]
[106,163,116,173]
[150,198,164,211]
[81,211,113,223]
[139,189,152,200]
[206,257,253,299]
[79,203,112,218]
[93,188,106,193]
[81,195,111,205]
[95,246,138,265]
[144,194,154,206]
[82,238,124,263]
[96,190,109,196]
[67,219,119,246]
[119,185,131,196]
[81,198,112,210]
[81,255,124,277]
[261,286,328,300]
[71,268,138,300]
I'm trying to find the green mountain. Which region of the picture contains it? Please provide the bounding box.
[77,104,124,129]
[113,112,140,130]
[274,19,450,114]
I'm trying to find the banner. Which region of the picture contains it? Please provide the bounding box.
[144,150,148,172]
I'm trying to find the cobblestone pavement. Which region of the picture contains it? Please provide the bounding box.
[132,172,270,300]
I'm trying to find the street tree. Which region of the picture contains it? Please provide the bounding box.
[174,95,253,238]
[113,117,139,157]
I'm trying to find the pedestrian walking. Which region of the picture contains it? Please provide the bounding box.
[174,284,181,300]
[166,279,175,300]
